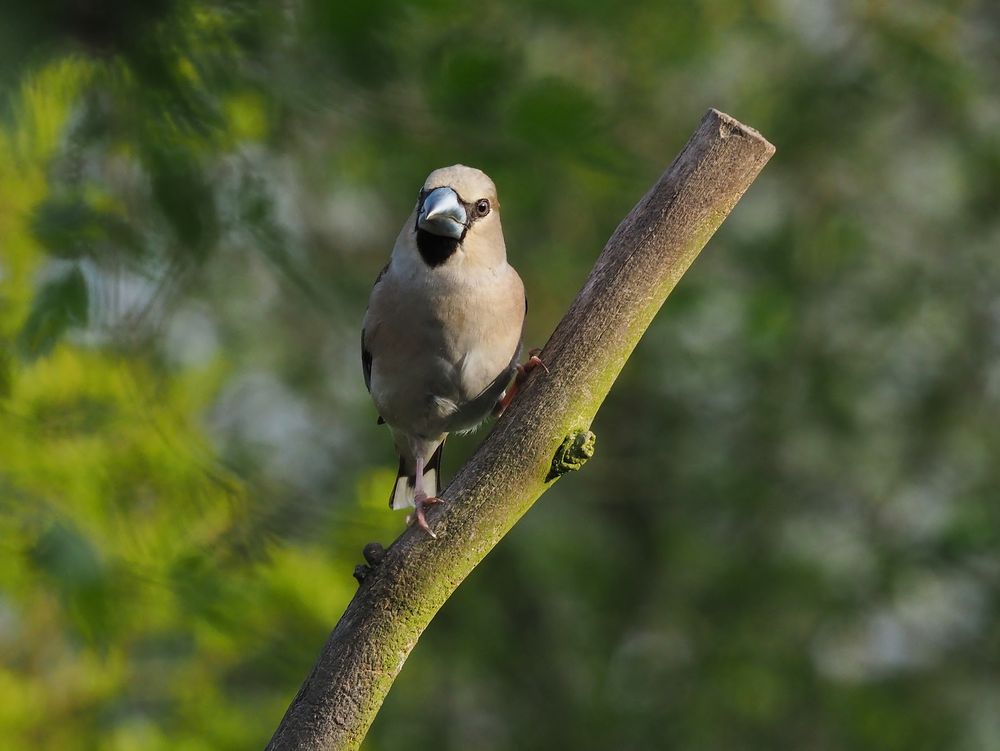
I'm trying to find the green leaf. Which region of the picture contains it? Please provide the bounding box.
[17,265,89,359]
[31,195,145,260]
[148,148,218,262]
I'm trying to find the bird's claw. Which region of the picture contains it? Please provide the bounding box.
[525,352,549,375]
[407,493,444,539]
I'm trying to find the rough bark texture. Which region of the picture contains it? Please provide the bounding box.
[267,109,775,751]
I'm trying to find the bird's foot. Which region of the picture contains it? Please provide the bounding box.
[494,348,549,417]
[523,347,549,376]
[406,493,445,539]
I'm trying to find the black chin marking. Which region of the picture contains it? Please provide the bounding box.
[416,229,460,267]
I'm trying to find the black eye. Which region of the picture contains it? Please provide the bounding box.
[475,199,490,217]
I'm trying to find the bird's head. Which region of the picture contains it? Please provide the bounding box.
[411,165,504,268]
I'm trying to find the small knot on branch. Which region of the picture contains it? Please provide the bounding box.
[354,542,387,584]
[353,565,369,584]
[362,542,385,566]
[546,429,596,482]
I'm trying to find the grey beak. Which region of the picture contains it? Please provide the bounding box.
[418,187,467,239]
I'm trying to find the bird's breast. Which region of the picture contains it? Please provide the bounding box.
[369,263,523,434]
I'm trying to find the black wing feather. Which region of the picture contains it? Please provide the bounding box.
[361,262,391,394]
[361,330,373,393]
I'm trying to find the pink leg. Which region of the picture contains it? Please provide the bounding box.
[407,455,444,539]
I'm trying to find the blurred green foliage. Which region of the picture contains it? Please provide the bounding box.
[2,1,1000,749]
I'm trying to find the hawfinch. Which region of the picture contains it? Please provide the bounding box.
[362,165,540,537]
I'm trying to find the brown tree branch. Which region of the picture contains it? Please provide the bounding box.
[267,109,775,751]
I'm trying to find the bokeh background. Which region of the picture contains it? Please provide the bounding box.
[2,1,999,749]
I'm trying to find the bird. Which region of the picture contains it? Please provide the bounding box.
[361,165,543,538]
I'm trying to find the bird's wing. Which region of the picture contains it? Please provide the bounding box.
[521,291,528,346]
[361,330,373,393]
[361,262,391,393]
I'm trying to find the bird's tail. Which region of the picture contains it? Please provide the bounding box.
[389,442,444,510]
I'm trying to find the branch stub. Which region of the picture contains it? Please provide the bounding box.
[547,429,597,482]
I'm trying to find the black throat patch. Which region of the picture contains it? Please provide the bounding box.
[416,229,460,267]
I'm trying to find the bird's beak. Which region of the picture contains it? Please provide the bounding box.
[418,187,467,239]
